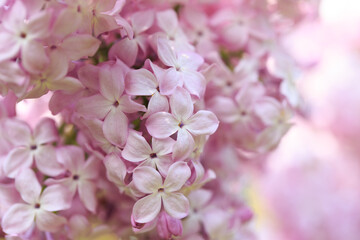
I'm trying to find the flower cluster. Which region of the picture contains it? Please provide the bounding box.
[0,0,302,239]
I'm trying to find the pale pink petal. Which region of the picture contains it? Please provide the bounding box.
[131,10,154,34]
[4,119,31,146]
[186,110,219,136]
[15,169,41,204]
[4,147,33,178]
[35,210,67,232]
[178,52,204,71]
[0,32,20,62]
[156,155,173,177]
[164,161,191,192]
[56,146,84,173]
[61,34,101,60]
[103,108,128,147]
[2,0,26,30]
[133,193,161,223]
[152,137,175,156]
[99,67,124,101]
[159,68,182,96]
[104,153,127,185]
[146,112,179,138]
[0,60,27,86]
[81,156,100,179]
[27,11,51,39]
[122,131,152,162]
[172,129,195,161]
[52,9,81,37]
[22,40,49,74]
[34,118,58,145]
[48,76,83,93]
[208,97,239,123]
[76,94,112,119]
[93,14,118,37]
[157,38,177,67]
[156,10,178,37]
[1,204,35,235]
[77,64,99,91]
[109,38,138,67]
[35,145,64,176]
[182,70,206,98]
[125,69,157,96]
[133,166,162,194]
[142,91,169,119]
[162,193,189,219]
[78,180,97,213]
[170,87,193,121]
[118,95,146,113]
[40,185,72,211]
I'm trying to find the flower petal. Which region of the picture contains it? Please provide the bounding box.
[157,38,177,67]
[1,204,35,235]
[81,156,100,180]
[56,146,85,173]
[155,155,173,177]
[36,210,67,232]
[4,119,31,146]
[61,34,101,60]
[76,94,112,119]
[142,91,169,119]
[164,161,191,192]
[146,112,179,138]
[162,192,189,219]
[22,40,49,74]
[182,70,206,98]
[186,110,219,136]
[152,137,175,156]
[208,97,239,123]
[78,180,97,213]
[122,131,152,162]
[15,168,41,204]
[108,38,138,67]
[0,32,20,62]
[4,147,33,178]
[172,129,194,161]
[99,66,124,102]
[133,193,161,223]
[27,11,52,39]
[170,87,193,121]
[35,145,64,176]
[103,108,128,147]
[131,10,154,34]
[40,184,72,211]
[159,68,182,96]
[125,69,157,96]
[133,166,162,194]
[34,118,58,145]
[104,153,127,185]
[118,95,146,113]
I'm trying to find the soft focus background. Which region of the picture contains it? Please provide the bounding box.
[248,0,360,239]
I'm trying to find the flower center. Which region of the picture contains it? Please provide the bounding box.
[34,203,41,209]
[158,187,164,193]
[150,153,157,159]
[30,145,37,151]
[73,174,79,180]
[178,122,184,128]
[113,101,119,107]
[20,32,27,39]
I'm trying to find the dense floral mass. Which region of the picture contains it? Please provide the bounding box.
[0,0,310,239]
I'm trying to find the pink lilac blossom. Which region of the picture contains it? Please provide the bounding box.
[0,0,311,239]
